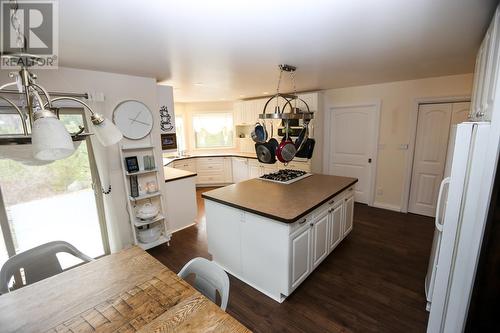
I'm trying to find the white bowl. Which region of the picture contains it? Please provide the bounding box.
[137,224,161,243]
[136,203,159,220]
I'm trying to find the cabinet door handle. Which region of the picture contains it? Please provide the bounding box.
[310,223,314,227]
[328,199,335,205]
[299,218,307,224]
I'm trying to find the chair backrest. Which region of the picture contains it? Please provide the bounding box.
[178,257,230,310]
[0,241,93,294]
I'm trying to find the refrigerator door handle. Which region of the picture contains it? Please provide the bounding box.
[435,177,451,232]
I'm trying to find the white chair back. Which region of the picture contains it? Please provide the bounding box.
[0,241,93,294]
[178,257,230,310]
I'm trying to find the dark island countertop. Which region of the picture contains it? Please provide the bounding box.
[202,174,358,223]
[163,166,197,183]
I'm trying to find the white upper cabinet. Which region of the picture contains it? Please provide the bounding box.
[234,92,320,127]
[470,8,500,121]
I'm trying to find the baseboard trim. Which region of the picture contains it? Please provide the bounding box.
[171,222,196,234]
[211,259,286,303]
[372,202,401,212]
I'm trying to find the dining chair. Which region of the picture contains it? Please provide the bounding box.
[178,257,230,310]
[0,241,93,294]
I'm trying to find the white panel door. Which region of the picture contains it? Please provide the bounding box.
[328,105,378,204]
[409,104,453,217]
[451,102,471,125]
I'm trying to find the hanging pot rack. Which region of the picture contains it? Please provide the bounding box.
[258,65,314,121]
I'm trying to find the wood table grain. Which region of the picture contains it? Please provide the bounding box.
[0,246,250,333]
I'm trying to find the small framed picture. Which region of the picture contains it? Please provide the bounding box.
[161,133,177,150]
[125,156,140,173]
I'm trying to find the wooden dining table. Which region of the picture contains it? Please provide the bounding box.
[0,246,251,332]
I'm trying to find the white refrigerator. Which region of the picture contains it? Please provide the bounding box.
[424,125,455,311]
[426,122,492,332]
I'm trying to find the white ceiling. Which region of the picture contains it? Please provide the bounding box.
[58,0,497,102]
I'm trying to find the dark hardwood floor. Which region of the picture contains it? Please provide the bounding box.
[148,187,434,333]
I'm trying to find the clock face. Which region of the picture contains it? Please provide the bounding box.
[113,100,154,140]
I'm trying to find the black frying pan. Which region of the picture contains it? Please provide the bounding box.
[295,138,315,159]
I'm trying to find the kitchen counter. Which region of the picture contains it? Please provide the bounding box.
[163,166,197,182]
[163,152,258,166]
[202,174,357,223]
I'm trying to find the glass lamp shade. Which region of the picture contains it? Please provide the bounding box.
[31,117,75,160]
[92,118,123,146]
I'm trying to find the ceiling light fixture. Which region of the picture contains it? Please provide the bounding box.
[0,2,122,163]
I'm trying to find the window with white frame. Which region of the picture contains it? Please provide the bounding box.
[192,113,234,148]
[175,115,186,152]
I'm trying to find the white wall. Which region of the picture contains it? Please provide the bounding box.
[323,73,474,210]
[0,67,171,252]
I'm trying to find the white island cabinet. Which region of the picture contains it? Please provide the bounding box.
[203,175,356,302]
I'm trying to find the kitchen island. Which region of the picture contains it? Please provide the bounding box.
[164,166,197,232]
[202,174,357,302]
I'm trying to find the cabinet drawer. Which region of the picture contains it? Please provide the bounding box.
[197,157,224,165]
[197,163,224,172]
[313,193,344,219]
[176,161,195,168]
[197,173,226,184]
[289,214,313,235]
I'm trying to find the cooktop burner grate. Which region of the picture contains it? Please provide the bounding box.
[259,169,312,184]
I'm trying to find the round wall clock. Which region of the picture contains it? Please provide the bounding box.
[113,100,154,140]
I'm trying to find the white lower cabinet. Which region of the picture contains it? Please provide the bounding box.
[329,201,343,251]
[174,157,233,186]
[248,160,262,178]
[223,157,233,183]
[173,159,196,173]
[290,225,312,289]
[206,185,355,303]
[343,194,354,237]
[312,209,329,269]
[232,157,249,183]
[172,155,312,185]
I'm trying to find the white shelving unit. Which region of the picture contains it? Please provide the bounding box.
[119,141,171,250]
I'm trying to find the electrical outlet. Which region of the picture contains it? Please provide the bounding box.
[399,144,409,150]
[376,187,383,195]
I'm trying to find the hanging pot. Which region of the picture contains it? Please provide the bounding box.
[255,142,276,164]
[251,121,268,143]
[294,122,309,151]
[295,138,315,159]
[276,120,296,163]
[276,137,296,163]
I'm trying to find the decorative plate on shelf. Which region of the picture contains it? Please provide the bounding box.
[113,100,153,140]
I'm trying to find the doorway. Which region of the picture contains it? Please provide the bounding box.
[408,102,470,217]
[326,103,380,204]
[0,108,109,269]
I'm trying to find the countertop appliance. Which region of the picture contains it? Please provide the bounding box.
[426,122,493,332]
[260,169,312,184]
